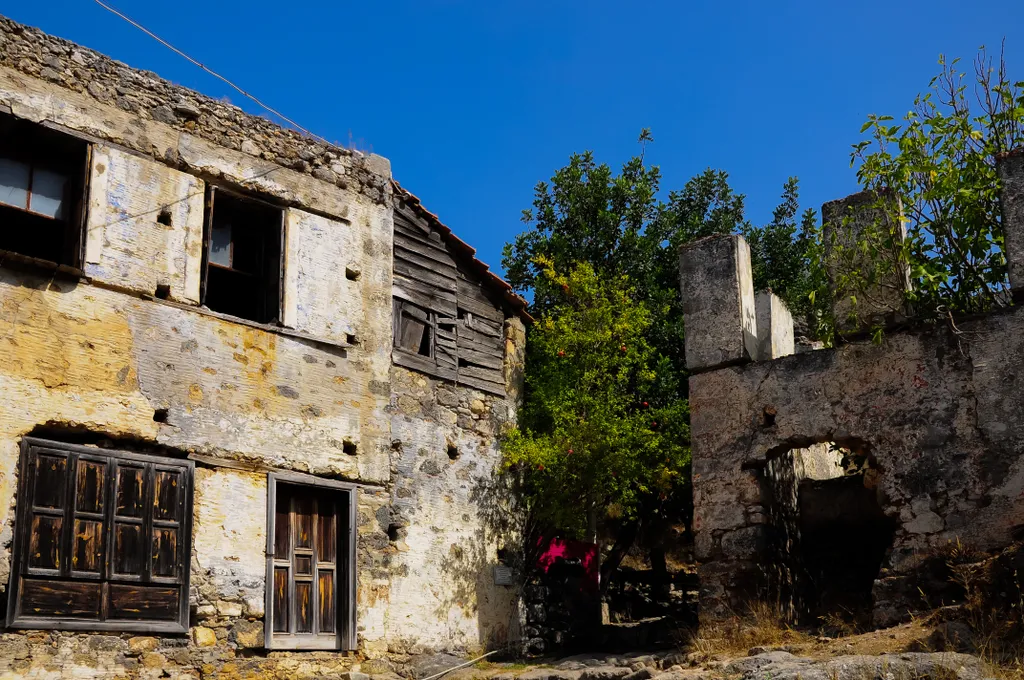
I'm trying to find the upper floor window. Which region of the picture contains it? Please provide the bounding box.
[0,114,89,267]
[6,438,194,634]
[201,186,283,324]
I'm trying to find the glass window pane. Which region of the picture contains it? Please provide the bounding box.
[30,168,68,220]
[210,222,232,266]
[0,157,29,210]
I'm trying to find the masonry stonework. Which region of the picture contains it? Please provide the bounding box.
[0,13,527,679]
[682,167,1024,628]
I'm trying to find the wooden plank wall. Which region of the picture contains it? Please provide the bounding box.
[392,204,507,396]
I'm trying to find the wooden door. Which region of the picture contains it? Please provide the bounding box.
[268,483,346,649]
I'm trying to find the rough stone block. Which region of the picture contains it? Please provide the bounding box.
[754,291,794,360]
[822,190,910,329]
[998,148,1024,296]
[191,627,217,647]
[678,234,757,371]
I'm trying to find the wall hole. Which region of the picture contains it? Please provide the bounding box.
[447,443,459,460]
[153,409,169,424]
[347,334,358,346]
[154,283,171,299]
[345,267,360,281]
[157,209,173,226]
[387,524,401,542]
[342,440,357,456]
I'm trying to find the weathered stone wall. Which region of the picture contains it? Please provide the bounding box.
[0,12,526,677]
[384,366,520,656]
[689,302,1024,625]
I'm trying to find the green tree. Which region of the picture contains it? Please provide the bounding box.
[502,134,817,588]
[837,46,1024,325]
[501,261,689,559]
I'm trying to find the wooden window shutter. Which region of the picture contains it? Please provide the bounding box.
[5,438,194,634]
[199,184,216,306]
[265,473,357,651]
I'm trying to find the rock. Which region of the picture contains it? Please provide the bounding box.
[519,671,581,680]
[128,636,159,655]
[410,653,464,680]
[470,399,487,414]
[362,659,396,675]
[192,626,217,647]
[622,669,653,680]
[240,140,260,155]
[141,652,166,668]
[151,104,176,124]
[231,620,263,648]
[341,673,370,680]
[580,667,630,680]
[724,653,986,680]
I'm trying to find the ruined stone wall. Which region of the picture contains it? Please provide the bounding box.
[0,13,526,678]
[680,208,1024,627]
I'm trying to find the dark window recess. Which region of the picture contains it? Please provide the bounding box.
[0,114,90,267]
[201,187,283,324]
[394,300,433,358]
[266,477,356,650]
[6,438,193,634]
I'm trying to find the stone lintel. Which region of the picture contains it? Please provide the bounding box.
[678,234,757,371]
[754,291,795,361]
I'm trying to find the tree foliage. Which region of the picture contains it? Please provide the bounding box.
[501,133,817,548]
[837,46,1024,325]
[501,261,689,537]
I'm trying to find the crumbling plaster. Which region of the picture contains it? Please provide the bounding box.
[689,302,1024,623]
[0,13,525,675]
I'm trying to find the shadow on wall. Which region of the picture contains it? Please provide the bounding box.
[434,470,536,653]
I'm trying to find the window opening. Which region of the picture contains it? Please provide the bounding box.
[201,187,283,324]
[6,437,193,633]
[266,475,356,650]
[394,300,434,358]
[0,114,89,267]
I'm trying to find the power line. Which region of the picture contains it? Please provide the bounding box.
[91,0,339,151]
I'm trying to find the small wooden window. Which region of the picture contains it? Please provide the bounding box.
[265,473,356,651]
[201,186,284,324]
[5,438,193,634]
[394,299,434,357]
[0,114,90,268]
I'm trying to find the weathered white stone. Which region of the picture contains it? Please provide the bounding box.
[679,234,757,371]
[754,291,795,360]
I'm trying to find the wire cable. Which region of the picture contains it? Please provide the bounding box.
[91,0,338,150]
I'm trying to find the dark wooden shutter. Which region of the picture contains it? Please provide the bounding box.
[266,475,356,650]
[6,439,193,634]
[200,184,216,306]
[65,143,92,270]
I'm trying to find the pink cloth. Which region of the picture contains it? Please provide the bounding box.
[536,537,599,592]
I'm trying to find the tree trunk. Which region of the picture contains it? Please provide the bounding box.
[599,518,640,595]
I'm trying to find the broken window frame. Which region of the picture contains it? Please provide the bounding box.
[264,471,357,651]
[5,438,194,634]
[0,114,91,271]
[393,299,436,359]
[200,185,286,325]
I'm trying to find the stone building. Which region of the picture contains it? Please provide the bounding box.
[679,152,1024,627]
[0,13,530,678]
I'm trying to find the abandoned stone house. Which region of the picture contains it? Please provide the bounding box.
[679,154,1024,628]
[0,14,531,677]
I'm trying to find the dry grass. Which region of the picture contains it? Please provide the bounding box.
[680,601,811,660]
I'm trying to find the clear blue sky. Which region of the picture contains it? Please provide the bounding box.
[7,1,1024,278]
